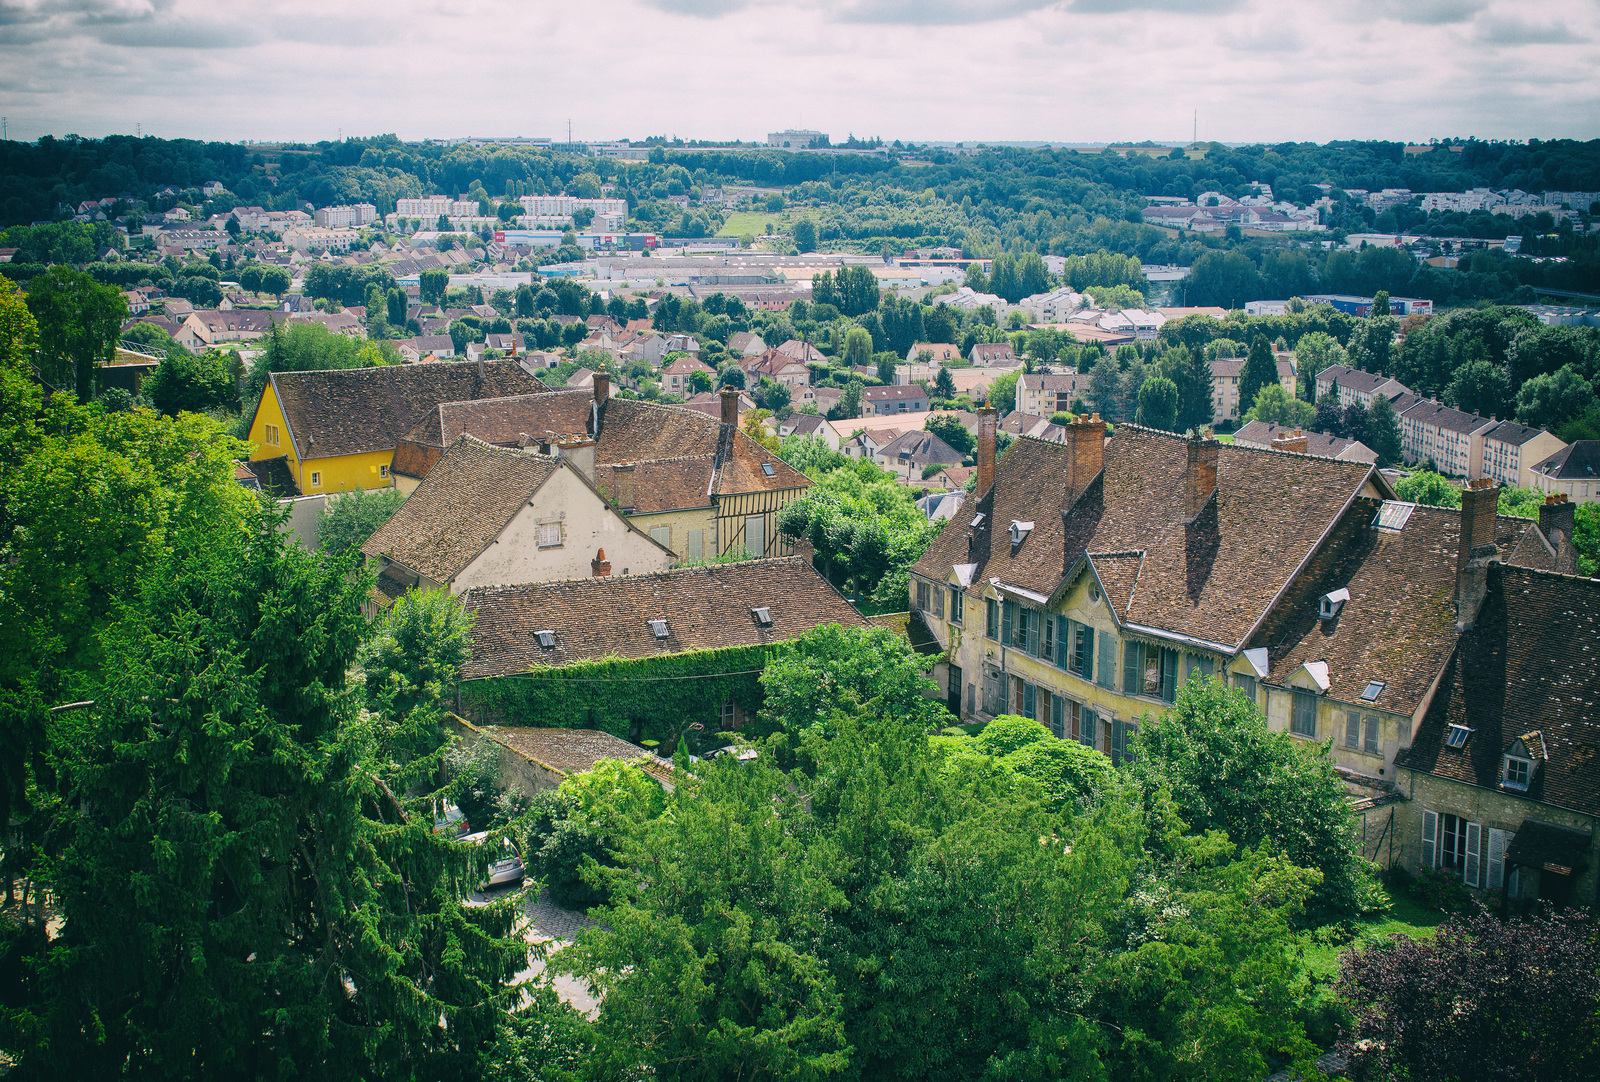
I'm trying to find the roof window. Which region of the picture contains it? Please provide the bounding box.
[1319,588,1350,620]
[1445,724,1471,748]
[751,606,773,627]
[761,463,775,477]
[970,513,986,528]
[1373,500,1418,533]
[1008,520,1034,545]
[535,630,556,649]
[1359,680,1385,702]
[648,619,669,640]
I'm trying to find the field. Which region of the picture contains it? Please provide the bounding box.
[717,209,791,238]
[1299,894,1446,983]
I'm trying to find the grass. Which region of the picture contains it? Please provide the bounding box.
[1299,893,1446,983]
[717,209,789,238]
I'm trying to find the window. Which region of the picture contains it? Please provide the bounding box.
[1023,609,1039,656]
[1097,631,1116,689]
[1041,613,1054,658]
[1503,755,1531,790]
[535,630,556,648]
[1160,647,1178,702]
[915,579,930,613]
[1360,680,1385,702]
[1234,672,1257,702]
[1184,654,1213,684]
[986,598,1000,639]
[1001,600,1015,646]
[744,515,766,557]
[264,423,279,445]
[721,701,737,729]
[649,619,669,639]
[1446,724,1470,748]
[1345,711,1361,749]
[1291,689,1317,737]
[309,471,321,487]
[379,463,390,478]
[1488,828,1516,891]
[1023,681,1036,722]
[1080,705,1099,750]
[761,462,775,477]
[1072,622,1092,680]
[687,529,704,561]
[751,606,773,627]
[949,588,963,624]
[1111,718,1138,765]
[1050,694,1064,739]
[538,522,563,548]
[1123,640,1142,695]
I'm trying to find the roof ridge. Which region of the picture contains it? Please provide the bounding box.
[459,555,809,598]
[599,452,717,466]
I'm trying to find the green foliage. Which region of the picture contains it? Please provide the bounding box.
[316,485,406,557]
[1128,674,1377,922]
[924,412,974,456]
[987,368,1020,413]
[144,348,238,415]
[841,325,872,369]
[24,265,127,402]
[1135,374,1178,430]
[756,623,945,741]
[792,217,818,252]
[245,320,391,407]
[1576,502,1600,576]
[1245,382,1316,429]
[973,713,1052,756]
[1168,344,1215,432]
[360,588,474,723]
[1516,363,1593,431]
[1081,283,1146,310]
[1238,333,1280,421]
[1366,393,1404,467]
[1394,470,1461,508]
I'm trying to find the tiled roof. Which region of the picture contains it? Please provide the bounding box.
[1234,421,1365,458]
[596,456,716,514]
[1398,566,1600,818]
[459,557,869,680]
[243,455,299,498]
[877,430,964,466]
[1087,552,1144,622]
[1483,420,1550,447]
[1530,440,1600,481]
[864,385,929,401]
[1333,368,1404,395]
[481,726,672,785]
[361,436,559,583]
[913,426,1381,650]
[1400,399,1495,435]
[1019,373,1085,393]
[1249,501,1525,716]
[265,361,546,460]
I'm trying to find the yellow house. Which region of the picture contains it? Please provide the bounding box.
[245,360,548,495]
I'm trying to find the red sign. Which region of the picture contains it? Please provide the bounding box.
[494,231,505,242]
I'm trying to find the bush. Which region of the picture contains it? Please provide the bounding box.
[1410,865,1472,913]
[317,487,406,557]
[973,714,1050,757]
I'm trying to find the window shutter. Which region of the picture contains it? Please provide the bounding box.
[1001,601,1014,646]
[1160,648,1178,702]
[1364,715,1380,753]
[1488,828,1505,890]
[1022,681,1035,720]
[1097,631,1116,688]
[1056,615,1069,668]
[1050,695,1064,739]
[1081,625,1094,682]
[1465,821,1481,887]
[1346,711,1360,748]
[1123,640,1140,695]
[1081,707,1098,749]
[1504,833,1517,895]
[1025,610,1040,657]
[1422,809,1438,869]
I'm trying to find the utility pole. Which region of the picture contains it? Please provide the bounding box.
[567,118,573,149]
[136,122,140,138]
[1192,110,1197,149]
[2,117,6,141]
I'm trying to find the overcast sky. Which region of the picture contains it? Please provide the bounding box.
[2,0,1597,146]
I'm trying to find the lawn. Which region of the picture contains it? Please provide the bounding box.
[1300,893,1445,983]
[717,209,789,238]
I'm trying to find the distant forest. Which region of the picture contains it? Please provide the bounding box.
[3,134,1598,305]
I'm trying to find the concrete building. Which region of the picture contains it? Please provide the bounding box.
[1398,400,1497,476]
[1481,421,1566,488]
[1528,442,1600,504]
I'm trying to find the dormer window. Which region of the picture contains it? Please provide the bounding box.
[1446,724,1471,748]
[761,463,775,477]
[535,630,556,649]
[1008,520,1034,546]
[751,606,773,627]
[970,513,986,528]
[1503,754,1531,790]
[649,619,669,640]
[1320,588,1350,620]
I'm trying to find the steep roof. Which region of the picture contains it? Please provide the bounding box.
[1531,440,1600,481]
[361,436,559,583]
[913,426,1383,650]
[1483,420,1552,448]
[596,456,716,514]
[264,361,547,460]
[1248,500,1525,715]
[1398,566,1600,818]
[459,557,869,680]
[1235,420,1370,459]
[877,430,964,467]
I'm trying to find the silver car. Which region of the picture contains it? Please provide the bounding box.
[463,830,524,889]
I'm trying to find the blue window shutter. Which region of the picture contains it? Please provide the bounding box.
[1001,601,1014,646]
[1050,695,1064,738]
[1082,625,1094,682]
[1097,631,1115,688]
[1161,648,1178,702]
[1023,681,1035,720]
[1056,615,1069,668]
[1025,610,1040,656]
[1122,640,1140,695]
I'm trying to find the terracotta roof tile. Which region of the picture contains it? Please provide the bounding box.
[459,557,869,680]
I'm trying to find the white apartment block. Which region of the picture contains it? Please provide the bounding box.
[1316,365,1411,411]
[1398,400,1497,477]
[282,227,357,252]
[314,203,378,229]
[518,196,629,219]
[396,196,480,219]
[1480,421,1567,489]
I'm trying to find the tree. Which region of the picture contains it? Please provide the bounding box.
[1337,908,1600,1082]
[387,287,407,327]
[1088,354,1121,419]
[255,265,291,298]
[1341,401,1370,447]
[1129,674,1376,921]
[836,377,863,420]
[933,365,956,400]
[144,349,238,415]
[1243,383,1315,428]
[3,518,530,1077]
[1135,375,1178,431]
[317,486,407,558]
[1237,333,1280,422]
[875,350,896,385]
[925,413,974,457]
[923,304,958,347]
[1169,344,1215,432]
[25,265,127,401]
[989,254,1022,303]
[988,369,1020,414]
[419,266,449,305]
[1313,395,1344,435]
[841,326,872,370]
[835,264,880,316]
[792,218,818,253]
[1180,250,1264,309]
[1369,289,1390,318]
[1017,251,1051,297]
[1394,470,1461,508]
[774,461,936,605]
[359,587,473,722]
[963,262,989,292]
[1366,393,1403,466]
[1516,364,1594,431]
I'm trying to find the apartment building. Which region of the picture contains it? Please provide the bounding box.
[396,196,481,219]
[1210,356,1298,423]
[1528,442,1600,504]
[1480,421,1567,488]
[1315,364,1412,410]
[1398,400,1498,477]
[314,203,379,229]
[1017,372,1087,417]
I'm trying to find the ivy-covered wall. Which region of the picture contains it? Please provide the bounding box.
[460,643,776,746]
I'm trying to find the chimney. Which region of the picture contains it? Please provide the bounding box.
[1455,479,1500,629]
[1183,431,1220,522]
[976,406,998,496]
[1540,493,1575,553]
[1271,428,1309,454]
[612,461,635,511]
[720,386,740,427]
[557,436,596,483]
[591,547,611,577]
[1064,413,1106,508]
[593,362,610,406]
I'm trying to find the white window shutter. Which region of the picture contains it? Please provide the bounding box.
[1505,832,1517,896]
[1422,809,1438,869]
[1464,822,1481,886]
[1488,828,1505,890]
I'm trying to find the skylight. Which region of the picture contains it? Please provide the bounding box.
[535,630,556,648]
[751,606,773,627]
[1373,500,1418,533]
[1446,724,1471,748]
[971,513,986,528]
[1360,680,1385,702]
[648,619,669,639]
[761,463,775,477]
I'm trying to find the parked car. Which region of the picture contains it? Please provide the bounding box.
[463,831,524,890]
[432,803,471,838]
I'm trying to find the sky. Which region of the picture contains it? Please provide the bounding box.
[1,0,1598,146]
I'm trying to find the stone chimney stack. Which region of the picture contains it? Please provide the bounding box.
[593,363,610,406]
[720,386,740,427]
[1183,431,1220,522]
[1064,413,1106,508]
[1455,479,1501,630]
[612,462,635,511]
[976,406,998,497]
[557,436,596,484]
[591,547,611,577]
[1540,493,1576,553]
[1271,428,1309,454]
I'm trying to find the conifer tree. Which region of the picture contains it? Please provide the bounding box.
[1237,333,1281,423]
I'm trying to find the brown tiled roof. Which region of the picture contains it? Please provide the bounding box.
[424,391,593,447]
[459,557,869,680]
[1398,566,1600,818]
[913,426,1382,650]
[1505,523,1562,574]
[361,436,558,583]
[596,456,716,514]
[265,361,547,460]
[481,726,672,785]
[877,430,964,467]
[864,385,928,402]
[1235,421,1366,459]
[1400,399,1495,435]
[1248,501,1525,716]
[1087,552,1144,622]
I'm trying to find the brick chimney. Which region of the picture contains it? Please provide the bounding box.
[591,547,611,577]
[720,386,740,427]
[1271,428,1308,454]
[612,461,635,511]
[557,436,596,483]
[1064,413,1106,508]
[593,362,610,406]
[1183,431,1220,522]
[1540,493,1576,553]
[1455,479,1500,629]
[976,406,998,496]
